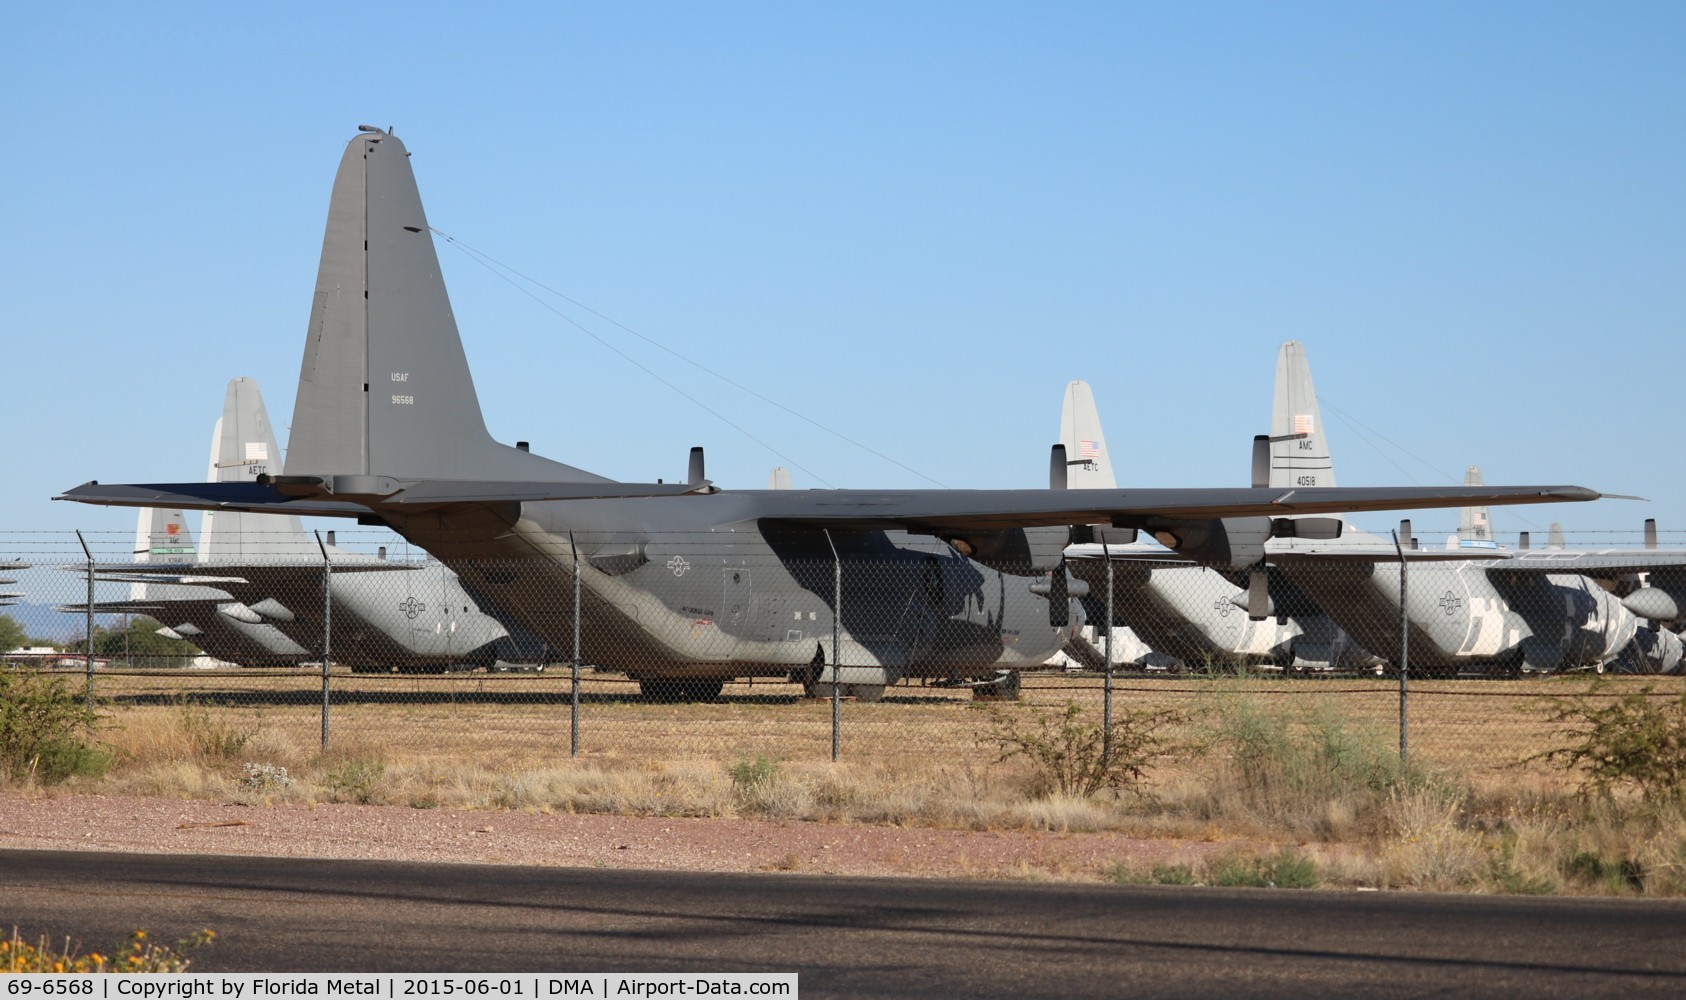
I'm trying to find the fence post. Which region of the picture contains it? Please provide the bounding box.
[824,529,840,762]
[1392,529,1409,767]
[570,533,580,758]
[75,530,94,705]
[1102,541,1114,767]
[315,530,332,749]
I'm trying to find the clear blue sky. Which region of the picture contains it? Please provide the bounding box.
[4,1,1682,552]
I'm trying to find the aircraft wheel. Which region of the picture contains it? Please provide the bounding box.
[795,661,822,698]
[972,669,1022,701]
[846,683,885,703]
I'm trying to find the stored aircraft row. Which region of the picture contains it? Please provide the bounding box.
[56,126,1641,698]
[1056,342,1685,678]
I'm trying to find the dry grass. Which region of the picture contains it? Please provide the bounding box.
[17,667,1686,894]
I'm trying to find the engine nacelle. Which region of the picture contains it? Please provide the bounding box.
[1144,516,1271,569]
[942,525,1070,573]
[217,602,264,625]
[1623,587,1682,623]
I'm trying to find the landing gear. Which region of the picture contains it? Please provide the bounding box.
[806,681,886,701]
[972,669,1022,701]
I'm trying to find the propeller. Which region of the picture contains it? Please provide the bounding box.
[688,447,705,486]
[1050,444,1068,490]
[1645,518,1658,550]
[1246,564,1271,620]
[1251,435,1270,489]
[1049,559,1069,627]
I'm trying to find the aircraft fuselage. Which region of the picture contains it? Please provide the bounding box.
[383,493,1084,684]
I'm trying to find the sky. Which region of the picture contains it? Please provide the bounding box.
[3,1,1682,562]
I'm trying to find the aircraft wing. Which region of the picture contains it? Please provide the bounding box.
[1482,549,1686,580]
[757,485,1602,532]
[58,480,1602,531]
[75,560,425,581]
[55,479,715,516]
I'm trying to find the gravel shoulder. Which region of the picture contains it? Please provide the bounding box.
[0,791,1248,882]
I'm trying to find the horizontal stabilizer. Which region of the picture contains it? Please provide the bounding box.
[56,478,714,516]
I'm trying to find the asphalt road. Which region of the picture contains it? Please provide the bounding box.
[3,850,1684,998]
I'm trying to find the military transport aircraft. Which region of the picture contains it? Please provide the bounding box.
[1062,350,1379,673]
[71,377,544,672]
[84,506,311,666]
[1239,349,1684,675]
[58,126,1606,700]
[1,561,30,608]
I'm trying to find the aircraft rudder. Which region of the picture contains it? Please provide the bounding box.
[1269,340,1336,489]
[286,128,608,486]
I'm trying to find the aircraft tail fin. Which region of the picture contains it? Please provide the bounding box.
[1458,466,1495,544]
[286,127,608,486]
[130,507,195,600]
[1269,340,1336,489]
[1057,380,1117,489]
[202,377,320,560]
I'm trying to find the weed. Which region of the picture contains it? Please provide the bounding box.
[729,753,780,794]
[238,762,293,792]
[1531,683,1686,803]
[1195,687,1444,838]
[1209,847,1321,888]
[1108,862,1198,885]
[1564,850,1646,893]
[0,668,111,784]
[176,697,257,761]
[3,926,214,972]
[981,700,1181,799]
[1484,828,1557,895]
[325,756,387,804]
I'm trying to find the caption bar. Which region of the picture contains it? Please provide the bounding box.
[0,976,796,998]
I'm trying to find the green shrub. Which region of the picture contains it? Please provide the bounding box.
[1564,850,1645,893]
[325,756,387,804]
[1210,847,1322,888]
[1108,862,1197,885]
[981,700,1181,799]
[0,668,111,784]
[1532,683,1686,803]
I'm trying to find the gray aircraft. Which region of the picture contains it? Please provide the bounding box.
[58,126,1605,700]
[1246,348,1683,675]
[76,377,541,672]
[62,506,313,667]
[1062,352,1378,673]
[1,561,29,609]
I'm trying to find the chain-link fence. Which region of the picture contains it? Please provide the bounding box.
[3,528,1683,784]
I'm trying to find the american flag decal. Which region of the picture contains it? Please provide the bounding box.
[1078,439,1101,459]
[1293,414,1314,435]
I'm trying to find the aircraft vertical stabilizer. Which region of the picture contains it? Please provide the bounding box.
[130,507,195,600]
[1057,380,1117,489]
[1458,466,1496,546]
[202,377,319,560]
[1269,341,1335,490]
[286,127,607,486]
